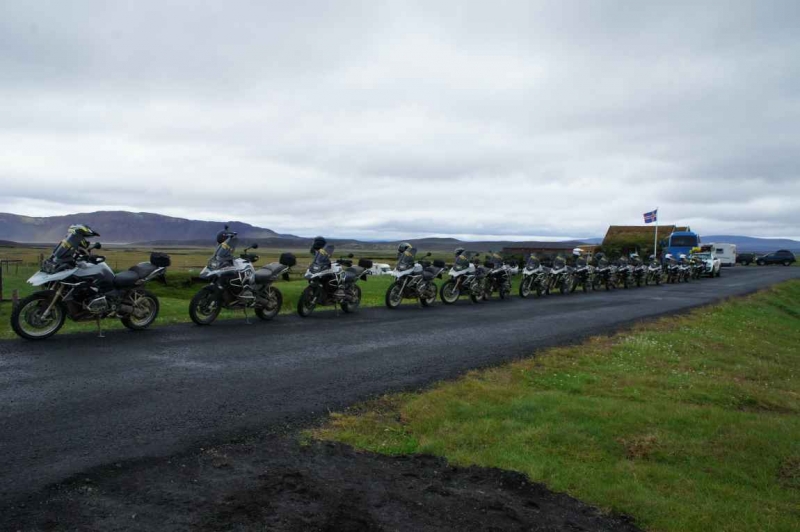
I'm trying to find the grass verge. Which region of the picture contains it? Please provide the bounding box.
[314,280,800,532]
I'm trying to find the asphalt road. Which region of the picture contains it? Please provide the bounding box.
[1,266,797,504]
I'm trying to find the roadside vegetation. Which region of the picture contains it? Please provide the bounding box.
[315,280,800,532]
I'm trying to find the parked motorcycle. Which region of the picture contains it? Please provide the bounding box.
[385,244,445,308]
[519,254,548,298]
[690,255,705,280]
[592,253,617,290]
[482,252,513,300]
[665,254,681,283]
[11,225,170,340]
[644,255,663,286]
[630,253,647,287]
[615,256,635,289]
[297,237,372,316]
[678,254,693,282]
[570,248,594,293]
[440,248,486,304]
[545,255,574,294]
[189,227,295,325]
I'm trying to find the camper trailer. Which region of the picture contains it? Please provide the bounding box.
[709,243,737,267]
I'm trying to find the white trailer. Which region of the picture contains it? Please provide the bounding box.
[369,263,392,276]
[709,243,737,267]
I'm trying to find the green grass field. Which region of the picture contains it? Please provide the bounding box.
[315,280,800,532]
[0,245,495,339]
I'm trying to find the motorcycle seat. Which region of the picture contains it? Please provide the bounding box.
[422,267,442,280]
[129,262,159,279]
[254,262,288,283]
[344,266,366,282]
[113,270,140,288]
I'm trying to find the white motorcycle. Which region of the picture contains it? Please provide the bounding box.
[519,254,547,298]
[385,245,445,308]
[440,250,486,304]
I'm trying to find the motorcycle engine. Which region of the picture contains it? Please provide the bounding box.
[86,296,109,313]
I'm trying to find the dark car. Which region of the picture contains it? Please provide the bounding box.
[736,252,757,266]
[756,250,796,266]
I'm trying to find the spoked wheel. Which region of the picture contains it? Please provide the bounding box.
[420,282,437,307]
[297,285,319,317]
[189,286,222,325]
[10,291,66,340]
[385,282,404,309]
[441,280,460,305]
[519,277,532,298]
[499,284,510,300]
[255,286,283,321]
[121,289,160,330]
[341,285,362,313]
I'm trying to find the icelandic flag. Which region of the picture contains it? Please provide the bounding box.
[643,209,658,224]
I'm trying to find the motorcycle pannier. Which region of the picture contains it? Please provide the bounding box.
[433,259,446,268]
[150,252,172,268]
[279,252,297,267]
[312,236,327,251]
[358,258,373,269]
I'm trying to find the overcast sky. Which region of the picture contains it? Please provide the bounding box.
[1,1,799,240]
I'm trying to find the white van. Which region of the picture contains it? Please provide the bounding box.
[709,243,737,267]
[369,263,392,276]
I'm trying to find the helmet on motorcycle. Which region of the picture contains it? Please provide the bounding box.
[679,253,687,260]
[216,231,228,244]
[572,247,583,257]
[595,252,605,260]
[397,242,411,254]
[454,247,465,257]
[68,224,100,239]
[665,253,673,260]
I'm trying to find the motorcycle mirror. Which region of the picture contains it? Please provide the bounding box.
[348,253,354,258]
[93,242,102,250]
[251,243,259,249]
[224,224,229,230]
[426,252,432,256]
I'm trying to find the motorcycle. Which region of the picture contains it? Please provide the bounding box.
[631,258,647,287]
[690,256,705,280]
[189,227,295,325]
[644,255,663,286]
[297,237,372,317]
[570,255,594,293]
[440,251,486,304]
[481,252,513,300]
[616,257,634,289]
[678,259,693,282]
[518,254,547,298]
[665,257,681,283]
[545,256,574,295]
[385,247,445,308]
[11,225,170,340]
[593,255,617,291]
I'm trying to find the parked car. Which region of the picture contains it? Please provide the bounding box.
[736,252,757,266]
[690,251,721,277]
[756,250,796,266]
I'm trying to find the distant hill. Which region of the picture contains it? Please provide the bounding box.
[702,235,800,253]
[0,211,283,244]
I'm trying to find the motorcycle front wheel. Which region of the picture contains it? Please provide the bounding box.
[341,285,362,313]
[255,286,283,321]
[121,289,160,330]
[11,291,67,340]
[385,281,404,309]
[297,285,319,317]
[519,277,532,298]
[441,280,460,305]
[189,286,222,325]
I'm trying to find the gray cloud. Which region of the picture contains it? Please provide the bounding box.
[1,0,799,239]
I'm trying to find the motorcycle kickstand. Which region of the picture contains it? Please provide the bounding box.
[243,307,251,324]
[95,317,105,338]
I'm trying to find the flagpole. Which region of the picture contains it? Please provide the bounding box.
[654,207,659,258]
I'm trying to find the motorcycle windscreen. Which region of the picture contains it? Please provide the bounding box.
[309,245,334,273]
[525,254,540,269]
[452,254,471,271]
[42,232,87,273]
[553,257,566,269]
[207,236,238,269]
[576,257,587,268]
[396,247,417,271]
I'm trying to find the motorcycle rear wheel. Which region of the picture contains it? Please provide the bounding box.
[189,287,221,325]
[441,280,460,305]
[121,289,160,330]
[11,291,67,340]
[297,285,319,317]
[385,282,404,309]
[255,287,282,321]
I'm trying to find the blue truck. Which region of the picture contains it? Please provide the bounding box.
[665,230,700,258]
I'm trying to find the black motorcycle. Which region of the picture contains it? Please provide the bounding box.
[593,255,617,291]
[519,254,547,298]
[11,225,170,340]
[440,251,486,304]
[570,255,594,293]
[545,256,574,294]
[189,227,295,325]
[482,252,513,300]
[297,237,372,316]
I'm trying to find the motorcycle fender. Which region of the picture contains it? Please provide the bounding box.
[28,269,77,286]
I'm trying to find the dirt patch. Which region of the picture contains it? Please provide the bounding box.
[2,435,640,531]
